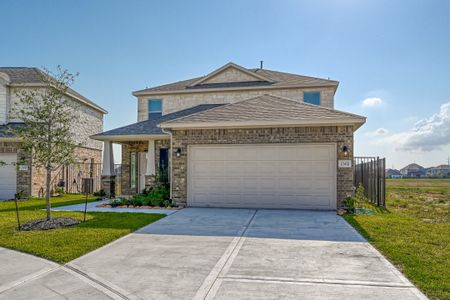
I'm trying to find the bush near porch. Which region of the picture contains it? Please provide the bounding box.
[344,179,450,300]
[0,195,165,263]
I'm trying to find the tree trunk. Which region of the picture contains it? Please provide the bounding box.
[45,166,52,221]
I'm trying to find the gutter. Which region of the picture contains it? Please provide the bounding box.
[161,128,174,201]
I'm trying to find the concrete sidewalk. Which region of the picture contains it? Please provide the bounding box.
[0,247,119,299]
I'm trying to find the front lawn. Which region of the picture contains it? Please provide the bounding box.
[0,195,165,263]
[344,179,450,300]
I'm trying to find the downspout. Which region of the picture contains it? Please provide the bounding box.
[161,128,173,200]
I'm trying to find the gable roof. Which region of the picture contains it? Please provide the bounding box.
[133,62,339,95]
[159,94,365,130]
[0,67,107,114]
[400,163,424,171]
[0,122,25,139]
[187,62,274,87]
[91,104,224,141]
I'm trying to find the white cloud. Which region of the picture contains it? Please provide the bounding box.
[362,97,383,108]
[366,128,389,137]
[379,102,450,151]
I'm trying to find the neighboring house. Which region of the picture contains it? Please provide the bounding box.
[386,168,402,178]
[400,163,425,178]
[426,165,450,178]
[0,67,107,199]
[93,62,366,210]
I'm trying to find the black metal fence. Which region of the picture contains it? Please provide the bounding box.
[353,157,386,207]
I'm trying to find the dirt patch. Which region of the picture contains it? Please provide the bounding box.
[20,217,80,231]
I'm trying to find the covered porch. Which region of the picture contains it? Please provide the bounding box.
[93,134,170,198]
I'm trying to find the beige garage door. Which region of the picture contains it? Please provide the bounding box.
[188,144,336,210]
[0,153,17,200]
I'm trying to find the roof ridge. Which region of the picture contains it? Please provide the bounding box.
[252,68,339,83]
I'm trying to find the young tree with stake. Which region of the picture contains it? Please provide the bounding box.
[11,67,80,221]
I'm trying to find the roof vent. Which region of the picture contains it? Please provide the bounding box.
[260,60,264,69]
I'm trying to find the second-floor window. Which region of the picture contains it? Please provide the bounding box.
[304,92,321,105]
[148,99,162,120]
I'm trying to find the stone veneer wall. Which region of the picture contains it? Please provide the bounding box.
[171,126,354,208]
[121,139,170,195]
[137,86,336,121]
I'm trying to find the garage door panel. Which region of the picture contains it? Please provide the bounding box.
[0,153,17,200]
[188,144,336,210]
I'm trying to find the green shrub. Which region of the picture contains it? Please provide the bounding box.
[131,195,144,207]
[109,199,122,208]
[343,196,356,213]
[354,183,368,207]
[119,197,131,207]
[163,199,172,208]
[151,198,163,207]
[93,189,106,197]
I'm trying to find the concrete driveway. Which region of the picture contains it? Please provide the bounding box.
[0,208,427,299]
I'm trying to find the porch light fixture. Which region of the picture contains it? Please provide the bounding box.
[341,145,349,157]
[175,148,182,157]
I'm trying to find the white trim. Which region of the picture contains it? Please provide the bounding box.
[91,134,169,142]
[159,118,366,130]
[187,62,274,87]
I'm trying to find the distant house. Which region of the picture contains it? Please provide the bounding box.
[426,165,450,178]
[400,163,425,178]
[386,168,402,178]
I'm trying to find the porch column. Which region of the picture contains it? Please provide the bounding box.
[101,141,116,198]
[102,141,115,176]
[145,140,157,188]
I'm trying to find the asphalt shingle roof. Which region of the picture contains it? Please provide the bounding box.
[0,123,25,138]
[160,94,365,128]
[133,67,338,94]
[0,67,107,113]
[92,104,224,138]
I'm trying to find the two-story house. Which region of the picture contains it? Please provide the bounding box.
[0,67,107,199]
[400,163,425,178]
[93,63,366,210]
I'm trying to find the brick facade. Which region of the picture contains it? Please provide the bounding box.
[170,126,354,208]
[31,146,102,196]
[0,141,101,198]
[121,139,170,195]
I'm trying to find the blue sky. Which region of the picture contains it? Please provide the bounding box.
[1,0,450,168]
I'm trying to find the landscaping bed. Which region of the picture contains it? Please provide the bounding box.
[343,179,450,300]
[96,202,179,210]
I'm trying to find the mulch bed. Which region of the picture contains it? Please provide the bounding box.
[20,217,81,231]
[96,204,178,210]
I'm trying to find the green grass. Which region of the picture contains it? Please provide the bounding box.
[0,195,165,263]
[344,179,450,300]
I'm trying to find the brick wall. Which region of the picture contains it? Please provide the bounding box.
[121,139,170,195]
[171,126,354,208]
[30,146,102,196]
